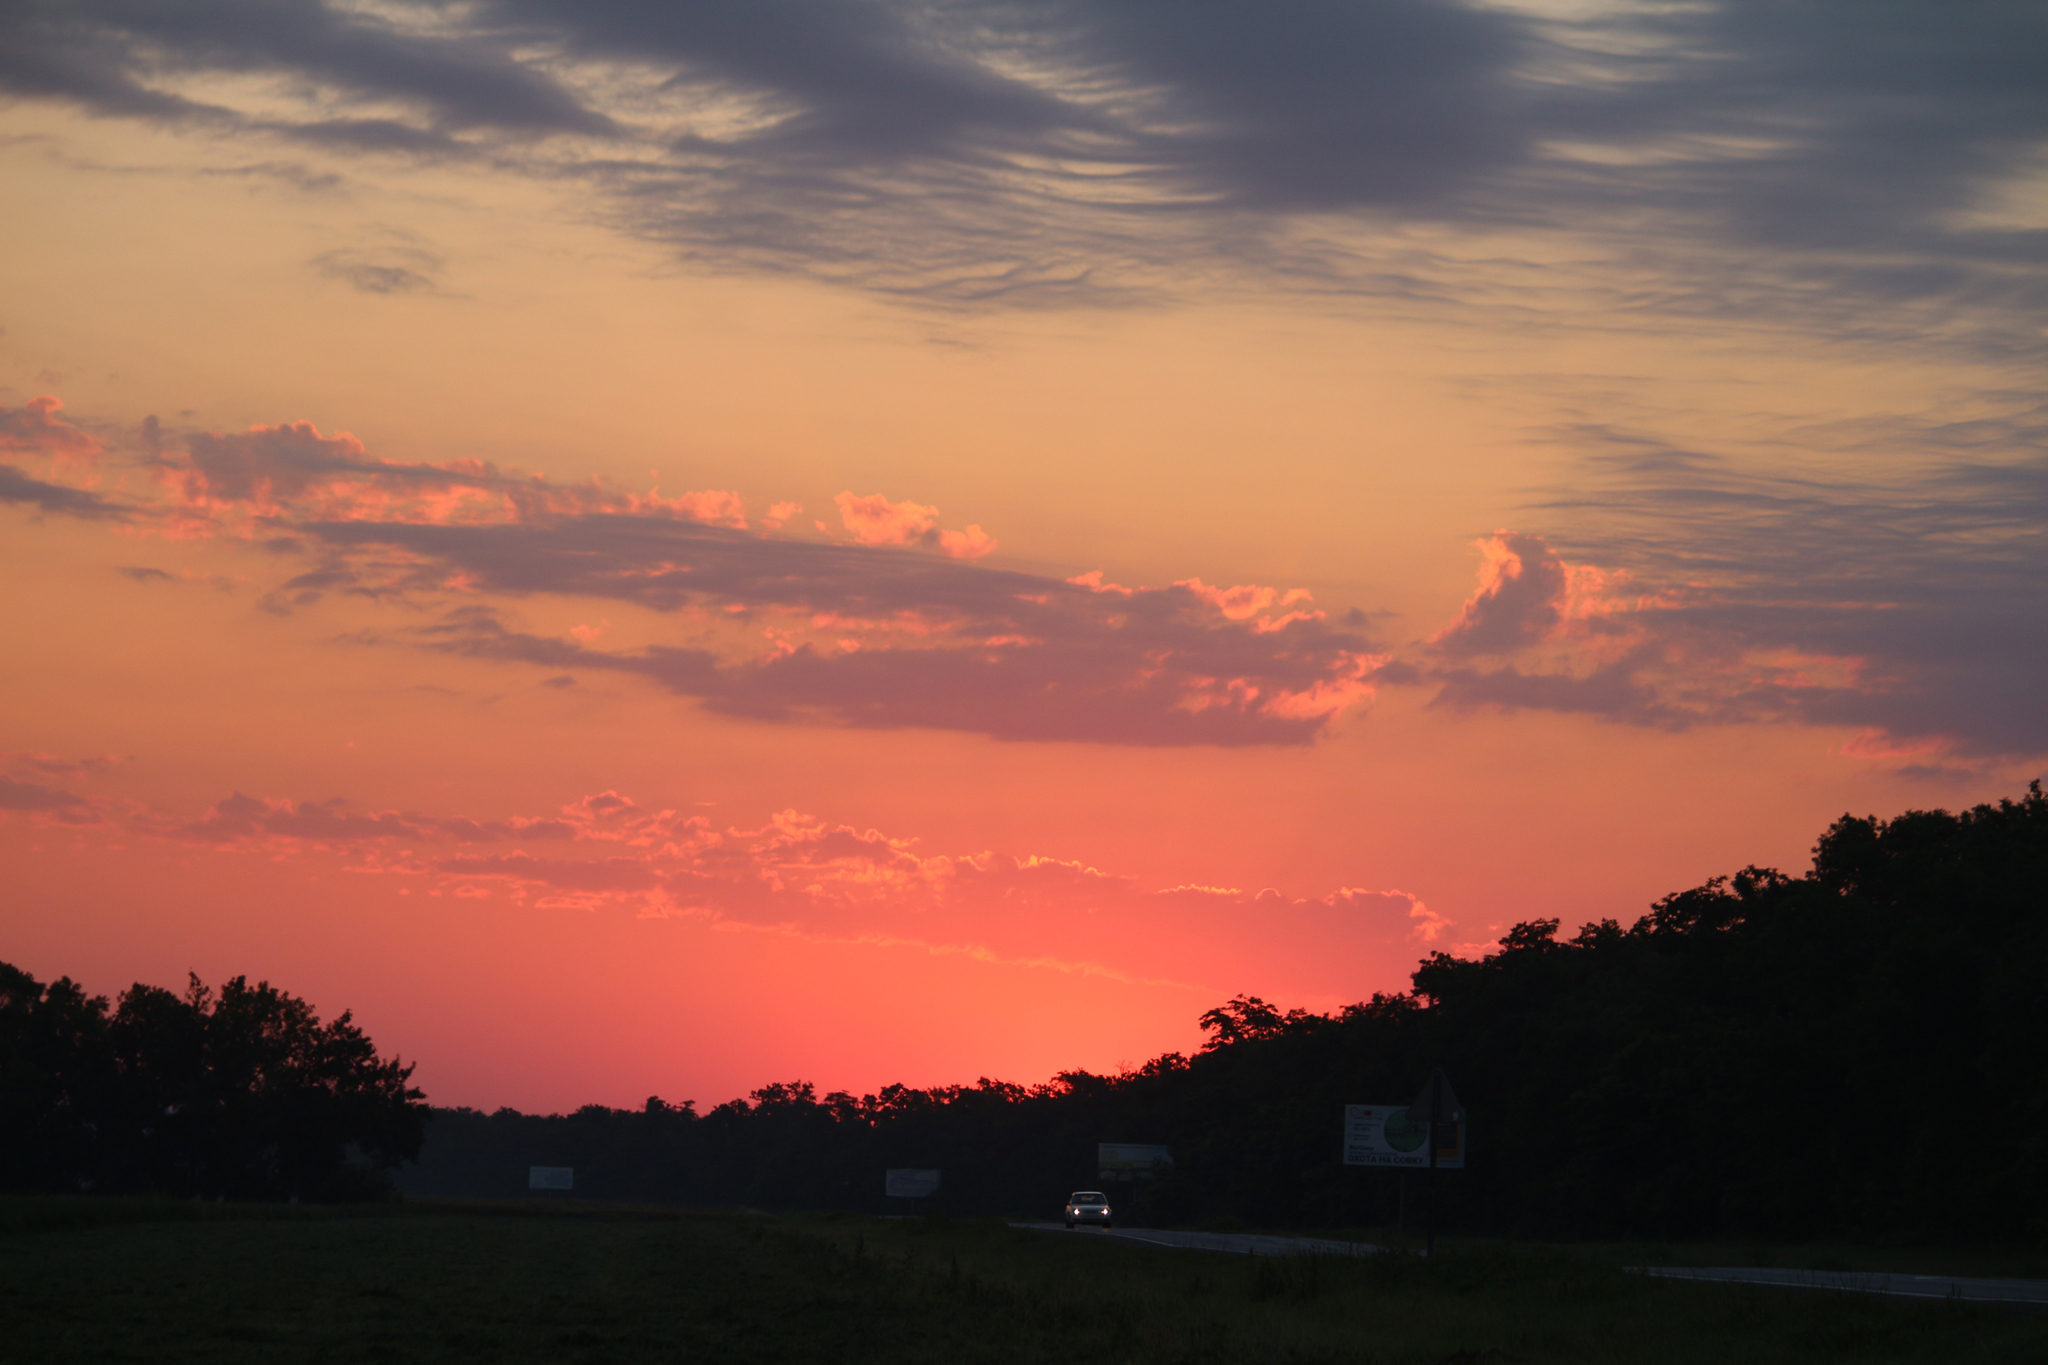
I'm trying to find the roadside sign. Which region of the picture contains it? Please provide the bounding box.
[1097,1143,1173,1180]
[1408,1068,1466,1167]
[885,1168,941,1197]
[1409,1070,1463,1128]
[1343,1105,1465,1169]
[528,1166,574,1190]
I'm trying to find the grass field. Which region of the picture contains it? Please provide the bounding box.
[3,1197,2044,1364]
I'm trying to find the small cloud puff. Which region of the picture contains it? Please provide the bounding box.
[310,246,444,295]
[835,490,996,559]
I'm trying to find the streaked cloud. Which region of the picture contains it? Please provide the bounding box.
[9,403,1386,747]
[0,774,92,813]
[310,245,444,295]
[0,754,110,825]
[3,1,2040,343]
[126,783,1445,999]
[14,386,2040,760]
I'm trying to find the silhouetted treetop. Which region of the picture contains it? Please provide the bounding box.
[0,964,428,1200]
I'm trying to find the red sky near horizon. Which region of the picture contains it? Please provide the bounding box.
[4,0,2044,1113]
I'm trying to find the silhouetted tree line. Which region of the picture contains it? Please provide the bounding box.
[0,967,427,1200]
[404,784,2047,1242]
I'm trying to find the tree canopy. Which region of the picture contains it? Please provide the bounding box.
[0,967,427,1200]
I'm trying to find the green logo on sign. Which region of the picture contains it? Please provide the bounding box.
[1383,1108,1426,1152]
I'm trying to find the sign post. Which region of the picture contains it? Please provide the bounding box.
[1344,1072,1465,1255]
[1407,1069,1464,1258]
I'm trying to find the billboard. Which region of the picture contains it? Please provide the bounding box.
[528,1166,574,1190]
[1097,1143,1173,1180]
[885,1168,941,1198]
[1343,1105,1465,1169]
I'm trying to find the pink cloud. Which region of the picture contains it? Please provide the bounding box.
[18,399,1381,747]
[0,395,103,466]
[0,396,126,519]
[1835,729,1949,761]
[157,792,585,847]
[835,490,939,546]
[835,491,996,558]
[1431,531,1570,654]
[1416,529,1983,758]
[119,784,1454,1003]
[630,488,747,527]
[1324,887,1445,941]
[1067,570,1133,596]
[1177,578,1277,620]
[0,774,101,824]
[176,422,375,509]
[938,524,997,559]
[1259,655,1386,720]
[150,417,750,536]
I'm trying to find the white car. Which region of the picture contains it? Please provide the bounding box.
[1064,1191,1112,1228]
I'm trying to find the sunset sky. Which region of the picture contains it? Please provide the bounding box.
[3,0,2043,1113]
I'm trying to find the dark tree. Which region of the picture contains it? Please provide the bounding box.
[0,964,428,1200]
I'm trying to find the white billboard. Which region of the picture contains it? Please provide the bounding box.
[885,1168,941,1197]
[1343,1105,1464,1169]
[528,1165,574,1190]
[1098,1143,1173,1179]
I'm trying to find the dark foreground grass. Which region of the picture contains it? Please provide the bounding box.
[2,1198,2043,1364]
[1304,1223,2048,1282]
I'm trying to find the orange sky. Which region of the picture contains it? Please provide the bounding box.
[4,0,2044,1111]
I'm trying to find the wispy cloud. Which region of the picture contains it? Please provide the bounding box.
[8,401,1385,747]
[129,783,1444,999]
[3,1,2041,343]
[310,245,444,295]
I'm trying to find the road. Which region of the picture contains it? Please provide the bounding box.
[1011,1223,1380,1256]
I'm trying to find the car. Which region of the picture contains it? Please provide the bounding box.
[1064,1190,1112,1229]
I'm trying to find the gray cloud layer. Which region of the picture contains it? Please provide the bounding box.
[7,382,2041,759]
[312,515,1382,746]
[4,0,2042,335]
[1479,411,2048,760]
[0,396,1384,748]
